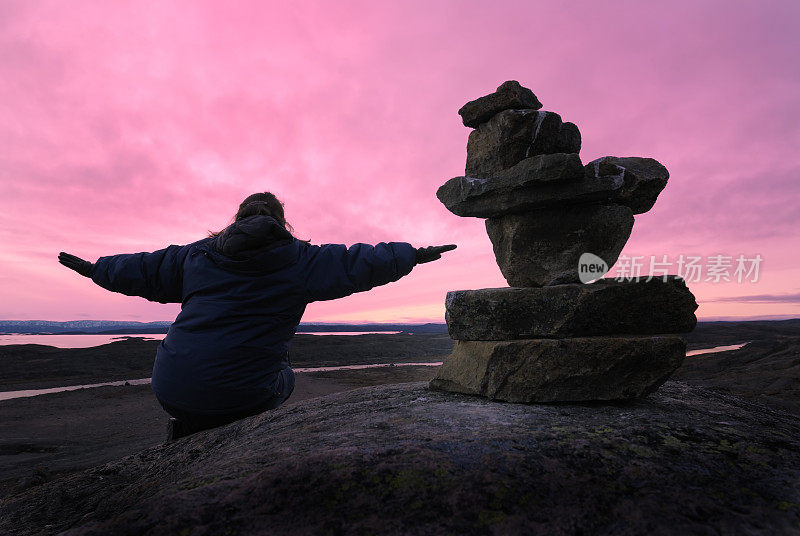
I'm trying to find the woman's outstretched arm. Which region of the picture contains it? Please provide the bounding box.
[300,242,456,302]
[58,245,188,304]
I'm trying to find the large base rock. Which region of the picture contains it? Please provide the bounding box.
[465,110,581,177]
[429,336,686,403]
[485,204,634,286]
[446,276,698,340]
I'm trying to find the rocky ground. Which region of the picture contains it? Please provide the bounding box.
[0,366,438,496]
[675,336,800,415]
[681,318,800,349]
[1,381,798,535]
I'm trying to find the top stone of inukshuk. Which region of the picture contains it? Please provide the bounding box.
[429,81,696,404]
[438,80,670,286]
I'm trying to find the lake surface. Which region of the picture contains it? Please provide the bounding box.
[685,343,747,356]
[0,334,167,348]
[0,331,403,348]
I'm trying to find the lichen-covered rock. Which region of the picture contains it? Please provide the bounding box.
[457,80,542,128]
[437,153,585,217]
[430,335,686,402]
[587,156,670,214]
[2,382,799,536]
[465,110,580,178]
[445,276,698,340]
[485,204,634,286]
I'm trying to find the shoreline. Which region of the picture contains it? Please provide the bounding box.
[0,333,454,392]
[0,342,744,398]
[0,336,753,394]
[0,361,446,402]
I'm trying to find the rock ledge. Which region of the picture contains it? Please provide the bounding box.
[2,382,799,535]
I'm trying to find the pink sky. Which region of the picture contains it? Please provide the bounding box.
[1,0,799,323]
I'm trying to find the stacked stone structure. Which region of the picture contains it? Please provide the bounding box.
[430,81,698,403]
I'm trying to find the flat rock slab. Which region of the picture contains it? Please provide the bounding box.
[439,154,668,218]
[3,382,799,536]
[438,152,586,217]
[486,204,634,286]
[430,336,686,403]
[465,110,581,178]
[446,276,698,340]
[458,80,542,128]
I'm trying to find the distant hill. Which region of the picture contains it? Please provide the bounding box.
[0,320,172,333]
[4,318,800,343]
[0,320,448,335]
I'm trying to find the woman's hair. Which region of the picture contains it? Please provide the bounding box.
[209,192,295,237]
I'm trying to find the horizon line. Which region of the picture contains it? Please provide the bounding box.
[2,316,800,324]
[0,319,447,325]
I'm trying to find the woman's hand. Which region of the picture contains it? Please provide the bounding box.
[415,244,457,264]
[58,252,94,277]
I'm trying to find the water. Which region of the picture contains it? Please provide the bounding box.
[297,331,402,336]
[0,331,403,348]
[0,342,750,403]
[685,343,747,356]
[0,333,167,348]
[292,362,441,373]
[0,378,153,401]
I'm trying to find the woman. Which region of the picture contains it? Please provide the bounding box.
[58,192,455,439]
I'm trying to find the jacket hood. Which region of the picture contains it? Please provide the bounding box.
[198,215,299,273]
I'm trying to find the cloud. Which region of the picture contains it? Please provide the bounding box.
[700,314,800,321]
[706,292,800,305]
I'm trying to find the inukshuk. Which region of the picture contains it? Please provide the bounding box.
[429,81,698,402]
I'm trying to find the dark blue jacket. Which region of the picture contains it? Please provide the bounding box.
[90,215,417,414]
